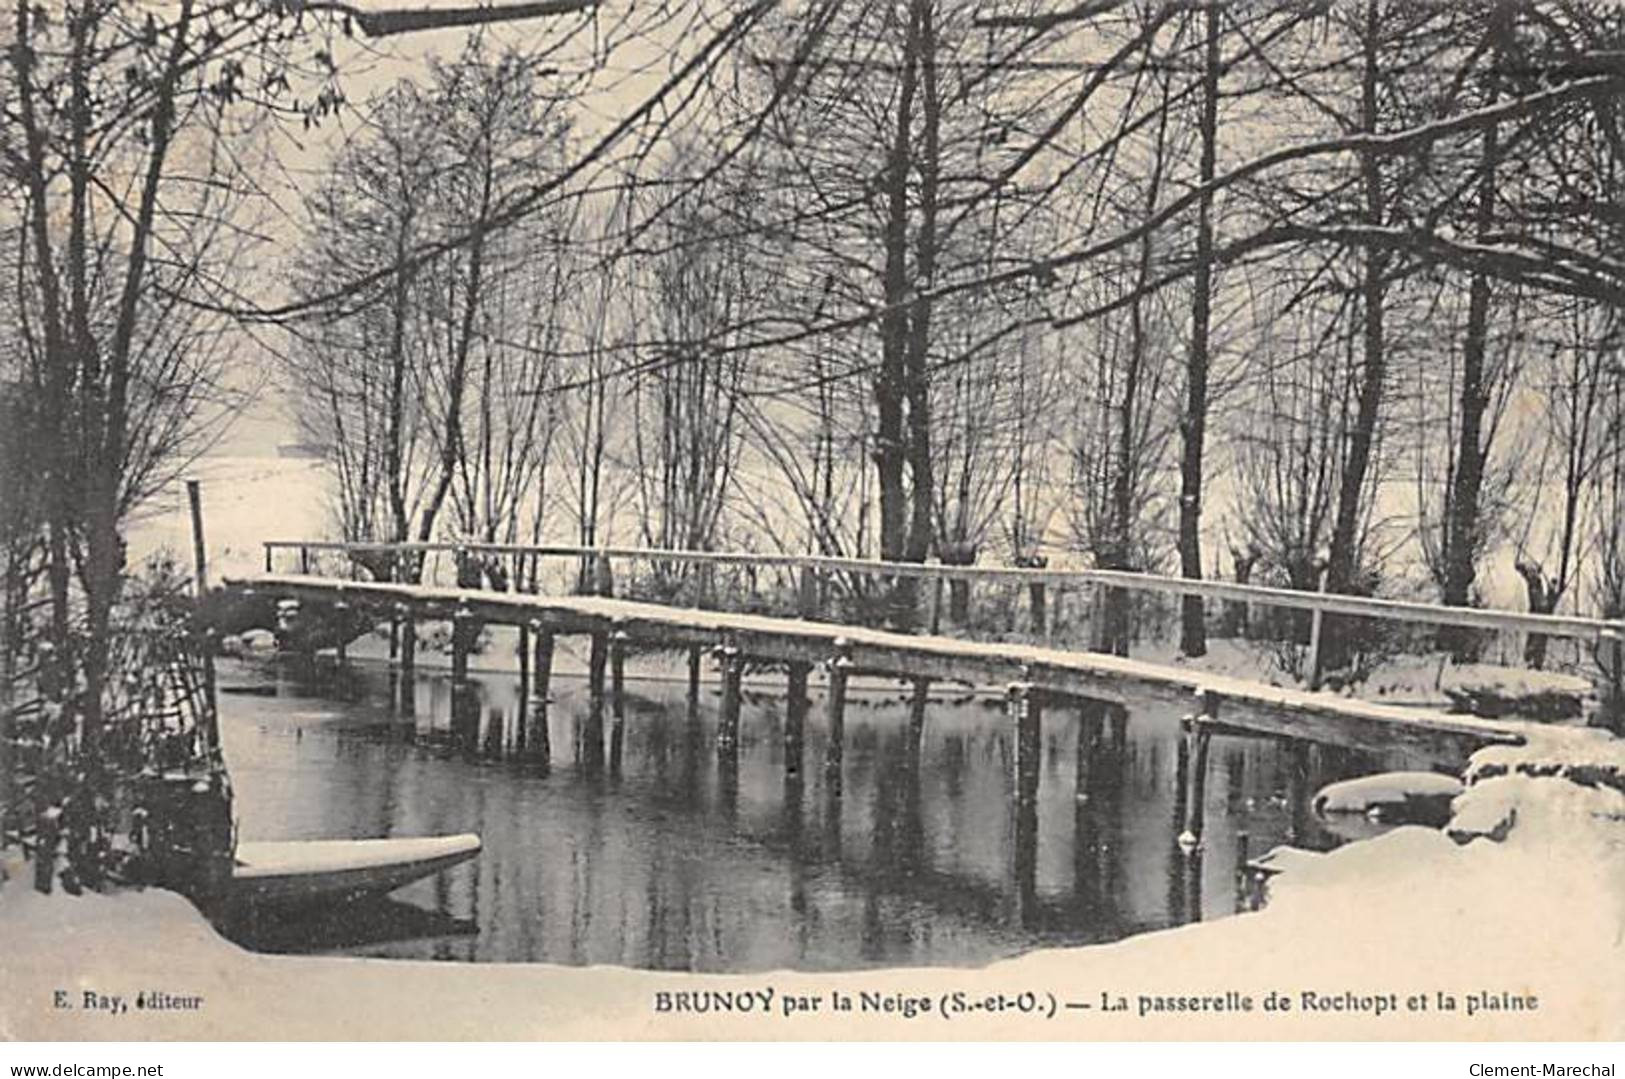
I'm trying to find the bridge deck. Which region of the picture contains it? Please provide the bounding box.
[232,573,1528,766]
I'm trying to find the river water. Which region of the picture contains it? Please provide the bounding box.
[213,651,1381,972]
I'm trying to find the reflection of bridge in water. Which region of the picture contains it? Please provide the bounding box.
[225,541,1602,928]
[225,658,1293,959]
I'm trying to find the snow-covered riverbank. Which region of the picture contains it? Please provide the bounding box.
[3,726,1620,1040]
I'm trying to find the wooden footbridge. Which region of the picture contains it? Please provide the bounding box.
[225,541,1625,849]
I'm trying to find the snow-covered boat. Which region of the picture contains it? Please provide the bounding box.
[229,833,481,905]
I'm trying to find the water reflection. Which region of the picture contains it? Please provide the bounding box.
[215,655,1412,972]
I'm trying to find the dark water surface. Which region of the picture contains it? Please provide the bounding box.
[215,652,1384,972]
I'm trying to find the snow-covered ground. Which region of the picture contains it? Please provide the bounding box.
[1143,637,1596,720]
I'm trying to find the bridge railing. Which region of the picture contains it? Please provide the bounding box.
[259,539,1625,700]
[261,539,1622,635]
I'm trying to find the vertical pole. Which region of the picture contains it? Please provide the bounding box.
[1029,581,1047,639]
[823,638,853,794]
[797,566,819,623]
[299,545,310,575]
[1013,770,1038,930]
[1286,738,1310,844]
[516,623,531,757]
[686,644,703,718]
[1075,703,1101,804]
[950,574,970,626]
[263,543,273,574]
[1009,678,1041,929]
[184,479,220,751]
[699,562,715,609]
[451,604,473,751]
[1233,831,1252,914]
[1602,628,1624,734]
[717,640,742,759]
[1307,566,1329,690]
[785,660,810,777]
[1009,680,1042,806]
[397,603,416,719]
[907,677,929,759]
[1614,631,1625,735]
[186,480,208,596]
[334,601,348,669]
[1179,689,1218,851]
[584,631,607,775]
[1181,846,1204,925]
[531,623,553,770]
[1087,581,1107,652]
[610,626,628,773]
[1110,702,1128,751]
[929,576,944,635]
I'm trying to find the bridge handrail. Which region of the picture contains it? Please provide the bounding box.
[260,536,1618,640]
[260,539,1625,643]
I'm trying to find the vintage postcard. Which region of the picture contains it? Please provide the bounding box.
[2,0,1623,1045]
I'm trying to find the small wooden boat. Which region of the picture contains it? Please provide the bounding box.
[230,833,481,905]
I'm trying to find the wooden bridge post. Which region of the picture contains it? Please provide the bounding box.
[451,602,474,750]
[797,566,819,622]
[686,645,703,718]
[530,621,553,770]
[1181,847,1204,925]
[394,602,416,717]
[823,638,853,793]
[1074,702,1103,804]
[786,566,818,771]
[1602,628,1625,734]
[516,623,531,756]
[716,639,743,760]
[584,630,608,775]
[1087,581,1107,652]
[1029,581,1047,639]
[1178,689,1219,852]
[1233,831,1252,914]
[907,677,929,760]
[610,624,629,773]
[1008,679,1042,807]
[785,661,810,777]
[1285,737,1309,844]
[334,598,349,669]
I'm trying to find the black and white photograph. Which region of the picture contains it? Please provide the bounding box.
[1,0,1623,1045]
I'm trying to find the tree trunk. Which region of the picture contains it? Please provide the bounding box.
[1177,2,1221,659]
[875,0,923,623]
[1323,0,1387,675]
[1439,75,1502,659]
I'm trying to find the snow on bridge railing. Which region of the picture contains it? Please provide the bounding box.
[259,539,1625,645]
